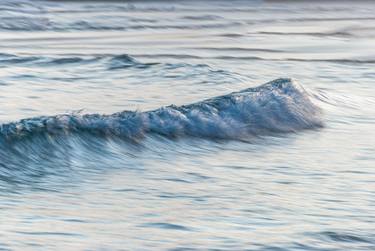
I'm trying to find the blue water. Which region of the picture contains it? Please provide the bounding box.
[0,0,375,250]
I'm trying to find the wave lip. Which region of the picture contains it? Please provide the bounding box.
[146,77,323,139]
[0,78,323,141]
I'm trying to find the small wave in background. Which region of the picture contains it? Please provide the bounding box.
[0,0,374,250]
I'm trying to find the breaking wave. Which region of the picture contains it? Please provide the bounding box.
[0,78,323,142]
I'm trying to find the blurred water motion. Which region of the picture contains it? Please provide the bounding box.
[0,0,374,250]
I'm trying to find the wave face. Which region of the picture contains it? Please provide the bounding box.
[0,78,322,141]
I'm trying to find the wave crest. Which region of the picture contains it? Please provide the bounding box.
[0,78,323,141]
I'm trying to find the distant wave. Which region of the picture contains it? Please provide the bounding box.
[211,56,375,65]
[0,53,95,66]
[133,53,375,65]
[257,31,351,38]
[182,15,223,21]
[108,54,157,70]
[2,53,373,72]
[0,53,157,69]
[0,78,323,141]
[191,47,285,53]
[0,15,241,32]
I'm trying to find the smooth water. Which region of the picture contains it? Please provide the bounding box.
[0,0,374,250]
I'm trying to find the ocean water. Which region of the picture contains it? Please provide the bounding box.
[0,0,374,250]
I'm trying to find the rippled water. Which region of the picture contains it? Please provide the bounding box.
[0,0,375,250]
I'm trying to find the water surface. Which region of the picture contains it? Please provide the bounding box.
[0,0,374,250]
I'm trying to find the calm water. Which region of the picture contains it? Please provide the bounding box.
[0,0,374,250]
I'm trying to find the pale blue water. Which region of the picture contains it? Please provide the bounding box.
[0,0,374,250]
